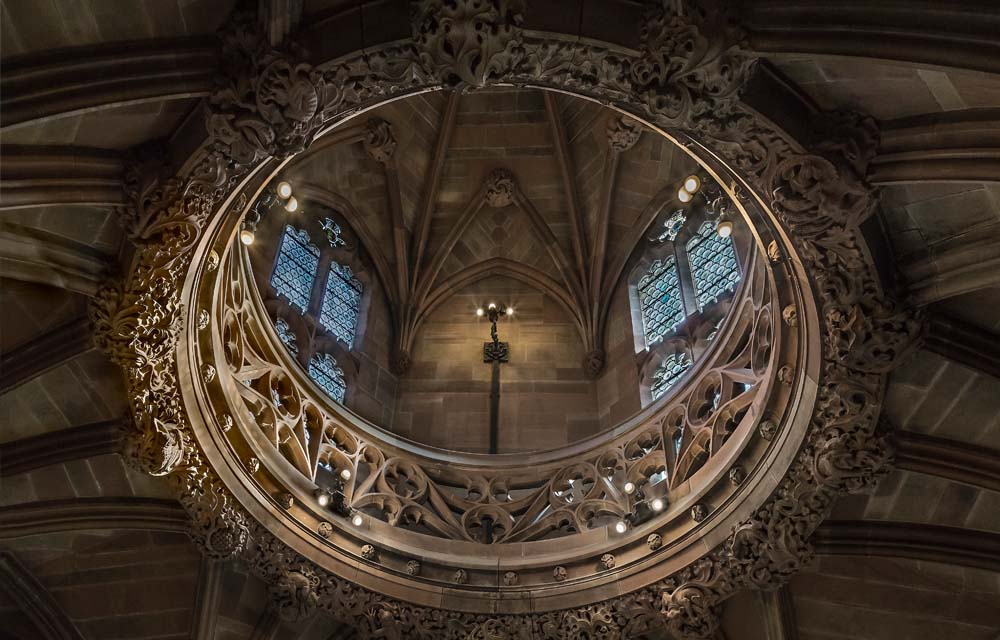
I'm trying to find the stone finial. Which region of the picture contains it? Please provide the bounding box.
[484,168,516,208]
[599,554,616,570]
[361,544,377,561]
[406,560,421,576]
[502,571,518,586]
[364,117,397,163]
[276,492,294,509]
[453,569,468,584]
[552,566,568,582]
[607,115,642,152]
[317,521,333,538]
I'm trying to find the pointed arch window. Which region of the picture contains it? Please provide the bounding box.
[308,353,346,403]
[270,226,319,312]
[637,257,685,346]
[320,262,363,346]
[686,221,740,309]
[650,352,691,401]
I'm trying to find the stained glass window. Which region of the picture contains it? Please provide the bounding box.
[320,262,363,347]
[270,226,319,312]
[650,352,691,400]
[686,221,740,309]
[638,257,685,346]
[308,353,346,403]
[274,318,298,355]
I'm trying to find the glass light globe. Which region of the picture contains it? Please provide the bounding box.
[276,181,292,199]
[651,498,665,512]
[505,307,513,316]
[716,219,734,238]
[315,491,330,507]
[352,514,364,527]
[488,302,497,310]
[284,196,298,213]
[239,228,255,245]
[623,481,636,494]
[614,520,628,534]
[677,187,693,203]
[340,468,352,481]
[476,308,485,317]
[683,175,701,193]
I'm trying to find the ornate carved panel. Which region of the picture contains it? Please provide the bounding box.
[92,1,921,637]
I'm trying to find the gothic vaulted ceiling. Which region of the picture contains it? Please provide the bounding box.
[1,1,999,639]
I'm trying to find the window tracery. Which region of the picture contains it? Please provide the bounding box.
[631,178,745,401]
[270,226,319,312]
[275,317,299,355]
[308,352,347,403]
[320,261,363,347]
[638,257,685,346]
[687,220,740,309]
[650,352,691,401]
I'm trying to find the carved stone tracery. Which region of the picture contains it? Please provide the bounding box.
[93,2,922,638]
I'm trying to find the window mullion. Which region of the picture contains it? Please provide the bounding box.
[674,244,699,316]
[309,249,335,319]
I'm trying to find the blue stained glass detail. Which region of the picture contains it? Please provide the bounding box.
[686,221,740,310]
[320,262,362,347]
[322,218,346,247]
[650,352,691,401]
[654,209,687,243]
[274,318,298,355]
[308,353,346,403]
[270,226,320,312]
[638,257,685,346]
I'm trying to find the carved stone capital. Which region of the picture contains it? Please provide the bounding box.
[607,115,642,152]
[390,348,412,375]
[364,117,397,163]
[582,349,607,379]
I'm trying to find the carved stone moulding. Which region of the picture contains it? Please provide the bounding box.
[98,2,920,637]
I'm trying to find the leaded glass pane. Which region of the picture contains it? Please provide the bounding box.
[274,318,298,355]
[638,257,685,346]
[650,352,691,401]
[270,226,320,312]
[308,353,346,403]
[686,221,740,309]
[320,262,363,347]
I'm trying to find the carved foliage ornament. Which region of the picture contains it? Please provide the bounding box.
[94,2,922,638]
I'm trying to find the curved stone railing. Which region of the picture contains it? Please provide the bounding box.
[212,216,774,546]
